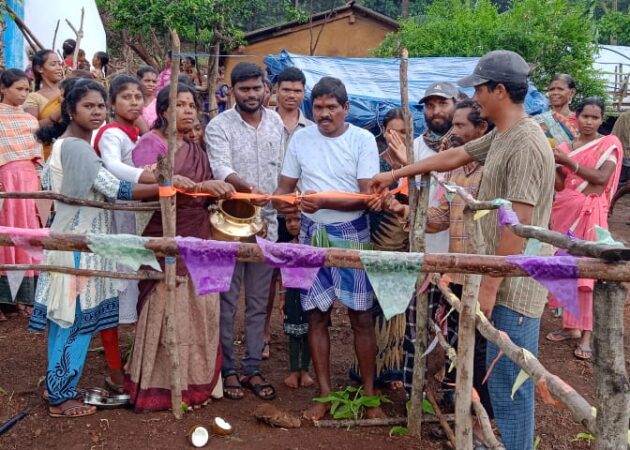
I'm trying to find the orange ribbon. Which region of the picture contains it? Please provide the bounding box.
[172,186,405,203]
[159,186,177,197]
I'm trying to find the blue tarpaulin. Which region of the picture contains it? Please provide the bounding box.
[264,50,548,136]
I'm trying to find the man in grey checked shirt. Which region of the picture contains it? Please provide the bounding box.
[205,62,284,401]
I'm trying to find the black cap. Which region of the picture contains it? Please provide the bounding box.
[419,81,459,104]
[458,50,530,87]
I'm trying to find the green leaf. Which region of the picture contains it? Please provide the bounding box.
[333,403,353,420]
[572,432,595,442]
[422,399,435,416]
[534,436,541,449]
[359,396,382,408]
[389,426,409,437]
[511,369,530,400]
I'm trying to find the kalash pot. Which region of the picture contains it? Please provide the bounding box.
[209,199,265,242]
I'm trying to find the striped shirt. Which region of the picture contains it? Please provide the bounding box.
[0,103,43,167]
[427,161,483,285]
[464,118,555,318]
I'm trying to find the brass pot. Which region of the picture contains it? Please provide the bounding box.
[210,199,265,242]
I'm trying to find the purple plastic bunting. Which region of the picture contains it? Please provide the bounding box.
[256,236,326,290]
[498,205,520,228]
[506,255,579,318]
[175,237,240,295]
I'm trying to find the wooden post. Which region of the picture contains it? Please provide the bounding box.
[400,47,429,437]
[593,281,630,449]
[454,208,483,449]
[66,8,85,70]
[155,29,183,419]
[206,38,220,121]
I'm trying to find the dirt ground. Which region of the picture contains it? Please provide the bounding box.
[1,198,630,450]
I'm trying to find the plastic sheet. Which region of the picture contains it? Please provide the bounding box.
[264,50,549,136]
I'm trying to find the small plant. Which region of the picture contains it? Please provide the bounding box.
[389,426,408,436]
[313,386,391,420]
[534,436,541,449]
[180,401,192,414]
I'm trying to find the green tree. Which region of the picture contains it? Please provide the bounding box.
[597,9,630,45]
[376,0,607,100]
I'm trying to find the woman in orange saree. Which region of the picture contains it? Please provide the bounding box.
[545,98,623,361]
[24,50,63,160]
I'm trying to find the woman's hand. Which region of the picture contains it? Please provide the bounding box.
[553,147,572,167]
[172,175,197,191]
[387,130,408,166]
[249,186,270,207]
[198,180,235,199]
[370,172,397,194]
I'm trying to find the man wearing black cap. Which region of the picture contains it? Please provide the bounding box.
[371,50,555,450]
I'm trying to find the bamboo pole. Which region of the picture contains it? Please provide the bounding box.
[0,191,160,211]
[400,46,430,437]
[0,264,165,280]
[2,233,630,281]
[312,415,449,428]
[3,2,44,50]
[454,208,483,449]
[434,176,630,262]
[435,277,597,434]
[155,29,183,419]
[593,281,630,450]
[51,19,60,50]
[426,387,456,448]
[65,8,84,70]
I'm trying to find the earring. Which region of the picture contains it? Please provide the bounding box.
[69,114,73,121]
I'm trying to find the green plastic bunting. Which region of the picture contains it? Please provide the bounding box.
[87,234,161,271]
[511,348,536,400]
[492,198,511,207]
[594,225,624,248]
[359,250,423,320]
[524,238,542,256]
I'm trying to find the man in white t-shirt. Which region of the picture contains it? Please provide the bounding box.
[273,77,383,421]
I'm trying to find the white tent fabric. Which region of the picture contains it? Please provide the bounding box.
[595,45,630,103]
[23,0,106,67]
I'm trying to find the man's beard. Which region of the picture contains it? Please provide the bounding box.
[426,117,452,135]
[450,134,465,146]
[237,98,262,113]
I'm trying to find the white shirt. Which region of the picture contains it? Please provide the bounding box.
[282,124,379,224]
[99,128,143,183]
[414,136,450,254]
[205,107,285,241]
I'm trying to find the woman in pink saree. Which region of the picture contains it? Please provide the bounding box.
[546,97,623,360]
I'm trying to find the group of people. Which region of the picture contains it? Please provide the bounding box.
[0,43,627,450]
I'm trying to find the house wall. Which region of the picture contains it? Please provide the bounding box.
[224,12,394,83]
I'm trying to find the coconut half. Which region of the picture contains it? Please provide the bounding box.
[187,425,209,448]
[210,417,233,436]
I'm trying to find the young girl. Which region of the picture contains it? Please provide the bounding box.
[30,79,162,417]
[92,74,159,393]
[0,69,43,320]
[278,212,314,389]
[91,51,109,82]
[137,66,159,132]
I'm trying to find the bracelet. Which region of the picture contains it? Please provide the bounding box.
[573,162,580,173]
[390,168,397,183]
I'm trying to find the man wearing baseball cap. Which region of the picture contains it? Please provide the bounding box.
[371,50,555,450]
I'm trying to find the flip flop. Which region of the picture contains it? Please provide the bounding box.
[49,403,96,418]
[104,376,125,394]
[574,344,592,361]
[241,373,276,401]
[546,329,580,342]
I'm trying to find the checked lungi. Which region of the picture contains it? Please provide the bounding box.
[299,214,373,312]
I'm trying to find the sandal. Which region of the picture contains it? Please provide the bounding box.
[574,344,592,361]
[546,329,580,342]
[49,401,97,418]
[241,372,276,401]
[104,376,125,394]
[222,373,244,400]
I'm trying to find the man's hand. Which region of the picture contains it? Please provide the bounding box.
[382,193,407,217]
[366,195,383,212]
[478,276,502,319]
[300,190,323,214]
[198,180,235,199]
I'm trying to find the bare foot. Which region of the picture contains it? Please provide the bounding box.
[299,372,314,388]
[284,372,300,389]
[303,402,329,421]
[365,406,387,419]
